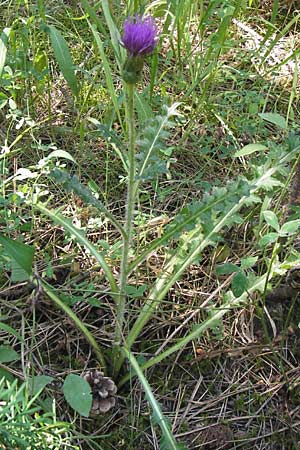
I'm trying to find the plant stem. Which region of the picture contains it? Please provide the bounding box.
[112,83,136,376]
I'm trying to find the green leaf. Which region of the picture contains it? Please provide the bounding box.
[135,92,153,123]
[263,210,280,231]
[231,271,248,297]
[216,263,239,275]
[29,375,54,396]
[47,25,79,97]
[11,259,30,282]
[63,374,92,417]
[240,256,258,270]
[45,150,76,163]
[0,367,15,383]
[234,143,268,157]
[280,219,300,236]
[0,28,11,80]
[0,345,19,363]
[123,348,183,450]
[259,232,278,248]
[0,235,34,279]
[125,284,148,298]
[258,113,288,130]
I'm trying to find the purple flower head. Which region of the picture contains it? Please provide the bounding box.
[122,15,158,57]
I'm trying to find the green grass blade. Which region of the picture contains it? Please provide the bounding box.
[88,22,124,130]
[47,25,79,97]
[122,347,185,450]
[80,0,125,70]
[36,202,119,300]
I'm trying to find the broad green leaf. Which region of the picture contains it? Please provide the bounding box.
[234,143,268,157]
[63,374,92,417]
[232,271,248,297]
[0,367,15,383]
[259,232,278,247]
[280,219,300,236]
[216,263,239,275]
[240,256,258,270]
[0,235,34,278]
[258,113,288,130]
[47,25,79,97]
[29,375,54,396]
[0,345,19,363]
[263,210,280,231]
[0,28,11,80]
[11,259,30,282]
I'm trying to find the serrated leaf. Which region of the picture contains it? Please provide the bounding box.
[137,103,179,181]
[259,113,287,130]
[0,345,19,363]
[29,375,54,396]
[47,25,79,96]
[280,219,300,236]
[263,210,279,231]
[232,271,248,297]
[234,143,268,157]
[0,235,34,279]
[63,374,92,417]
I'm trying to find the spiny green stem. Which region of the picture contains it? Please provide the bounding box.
[112,83,136,376]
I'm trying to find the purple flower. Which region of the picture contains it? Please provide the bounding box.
[122,15,158,57]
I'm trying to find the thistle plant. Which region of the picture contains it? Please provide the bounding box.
[31,8,300,432]
[111,15,160,372]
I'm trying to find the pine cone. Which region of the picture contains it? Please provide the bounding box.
[83,370,117,414]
